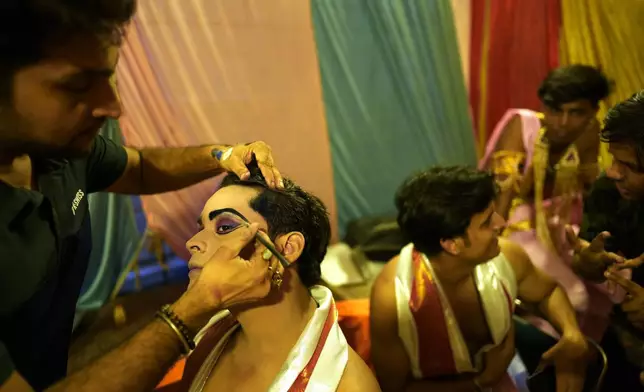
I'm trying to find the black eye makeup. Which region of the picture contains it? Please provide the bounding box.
[208,208,250,235]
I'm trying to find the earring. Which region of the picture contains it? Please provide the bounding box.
[271,271,283,289]
[262,249,272,261]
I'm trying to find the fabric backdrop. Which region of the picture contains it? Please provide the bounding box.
[451,0,472,92]
[117,0,337,259]
[470,0,560,156]
[559,0,644,168]
[311,0,476,236]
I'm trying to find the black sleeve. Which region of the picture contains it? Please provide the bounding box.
[0,341,14,386]
[86,134,129,193]
[579,176,618,250]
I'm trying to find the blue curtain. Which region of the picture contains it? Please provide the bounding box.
[311,0,476,236]
[75,119,141,324]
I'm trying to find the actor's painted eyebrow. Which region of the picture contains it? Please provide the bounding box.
[208,208,250,223]
[197,208,249,229]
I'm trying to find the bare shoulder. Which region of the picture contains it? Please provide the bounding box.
[495,114,525,153]
[337,347,381,392]
[499,238,532,278]
[373,254,399,289]
[371,255,399,320]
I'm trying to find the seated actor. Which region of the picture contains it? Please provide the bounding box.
[370,166,589,392]
[479,65,612,337]
[173,162,380,392]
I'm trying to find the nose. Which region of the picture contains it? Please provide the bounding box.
[186,235,207,255]
[92,80,122,119]
[606,162,624,181]
[560,112,569,128]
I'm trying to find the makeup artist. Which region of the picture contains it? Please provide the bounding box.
[0,1,285,391]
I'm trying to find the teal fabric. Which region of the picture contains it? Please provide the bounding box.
[311,0,476,236]
[75,119,141,324]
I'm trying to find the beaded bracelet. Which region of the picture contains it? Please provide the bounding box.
[156,304,196,355]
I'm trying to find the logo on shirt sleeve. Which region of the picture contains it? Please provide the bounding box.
[71,189,85,215]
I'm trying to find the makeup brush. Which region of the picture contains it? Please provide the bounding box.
[238,221,290,269]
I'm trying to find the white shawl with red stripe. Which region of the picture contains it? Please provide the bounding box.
[188,285,349,392]
[395,243,517,378]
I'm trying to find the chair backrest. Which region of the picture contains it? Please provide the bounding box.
[585,336,608,392]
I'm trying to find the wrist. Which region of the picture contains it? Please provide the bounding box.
[170,293,219,334]
[210,145,233,162]
[206,145,233,174]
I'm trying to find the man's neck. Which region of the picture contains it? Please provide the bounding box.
[232,284,317,357]
[429,253,477,286]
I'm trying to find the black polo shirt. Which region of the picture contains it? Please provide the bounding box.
[0,135,128,390]
[580,175,644,338]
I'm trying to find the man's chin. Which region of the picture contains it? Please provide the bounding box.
[616,184,637,201]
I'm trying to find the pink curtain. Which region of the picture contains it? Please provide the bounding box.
[117,0,337,260]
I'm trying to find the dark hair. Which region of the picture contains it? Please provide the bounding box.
[220,162,331,287]
[395,166,497,256]
[537,65,611,109]
[0,0,136,95]
[601,90,644,169]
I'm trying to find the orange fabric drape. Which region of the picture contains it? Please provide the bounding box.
[117,1,337,259]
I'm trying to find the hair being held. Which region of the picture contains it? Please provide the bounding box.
[220,160,331,287]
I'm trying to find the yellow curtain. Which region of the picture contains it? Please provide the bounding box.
[560,0,644,168]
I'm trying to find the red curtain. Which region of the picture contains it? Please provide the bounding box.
[470,0,561,156]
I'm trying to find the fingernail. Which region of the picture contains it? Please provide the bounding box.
[279,179,284,188]
[241,171,250,179]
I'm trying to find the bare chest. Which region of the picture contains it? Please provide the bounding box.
[202,339,287,392]
[443,279,493,356]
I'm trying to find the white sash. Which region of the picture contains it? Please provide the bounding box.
[189,285,349,392]
[395,243,518,377]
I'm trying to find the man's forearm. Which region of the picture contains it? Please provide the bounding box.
[496,190,515,220]
[137,145,228,194]
[539,285,581,336]
[47,318,182,392]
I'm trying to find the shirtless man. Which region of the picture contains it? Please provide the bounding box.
[370,166,589,392]
[173,162,380,392]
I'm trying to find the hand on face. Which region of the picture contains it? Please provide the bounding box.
[217,141,284,188]
[180,223,285,321]
[540,332,589,392]
[606,270,644,330]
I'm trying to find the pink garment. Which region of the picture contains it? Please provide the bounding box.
[479,108,625,340]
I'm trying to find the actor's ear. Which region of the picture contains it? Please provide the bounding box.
[440,237,464,256]
[274,232,305,263]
